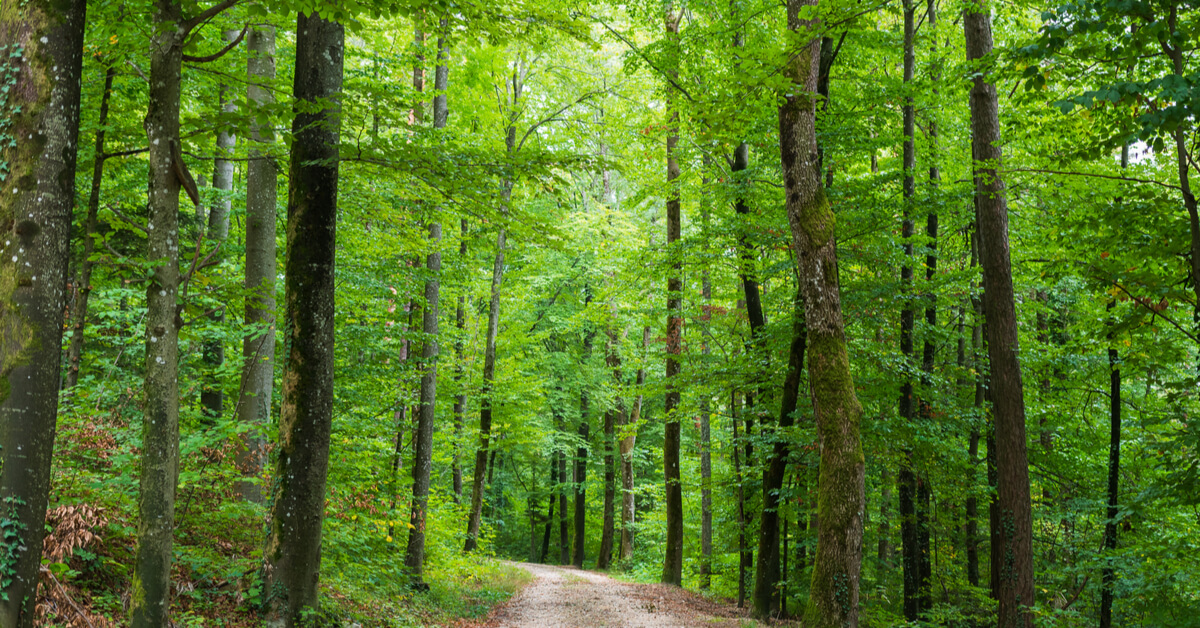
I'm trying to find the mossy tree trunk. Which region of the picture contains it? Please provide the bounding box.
[262,12,343,626]
[0,0,86,624]
[779,0,866,624]
[236,25,277,504]
[964,6,1035,626]
[131,0,185,622]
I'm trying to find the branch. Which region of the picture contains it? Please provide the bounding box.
[1109,279,1200,344]
[40,566,96,628]
[183,24,247,63]
[516,89,608,153]
[181,0,242,35]
[593,16,696,104]
[103,147,148,160]
[1006,167,1182,191]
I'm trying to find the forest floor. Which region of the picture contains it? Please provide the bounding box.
[461,562,762,628]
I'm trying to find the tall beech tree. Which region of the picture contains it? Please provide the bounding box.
[0,0,86,624]
[262,11,344,625]
[779,0,866,623]
[965,4,1035,625]
[236,25,277,504]
[130,0,240,623]
[661,4,685,587]
[405,17,450,584]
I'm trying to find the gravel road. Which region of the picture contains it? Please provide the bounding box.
[483,562,756,628]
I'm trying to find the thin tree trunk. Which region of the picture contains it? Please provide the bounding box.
[201,28,240,423]
[0,1,86,624]
[700,245,714,588]
[453,217,468,503]
[621,327,649,561]
[661,4,685,586]
[559,409,571,564]
[733,393,749,608]
[898,0,926,617]
[781,0,866,623]
[597,328,621,569]
[965,6,1035,625]
[262,13,343,626]
[404,19,449,583]
[966,225,984,587]
[541,458,556,562]
[236,25,277,504]
[131,0,188,622]
[753,283,807,618]
[572,331,595,567]
[65,65,114,390]
[464,221,505,551]
[1100,145,1129,628]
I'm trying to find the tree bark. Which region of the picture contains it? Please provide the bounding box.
[558,398,571,563]
[262,13,343,626]
[64,65,114,390]
[780,0,866,624]
[453,216,468,503]
[0,0,86,623]
[572,330,595,567]
[404,20,449,583]
[661,4,684,587]
[236,25,277,504]
[965,6,1035,625]
[465,219,505,552]
[200,28,240,423]
[597,327,622,569]
[753,284,807,618]
[1100,145,1129,627]
[621,326,648,561]
[130,0,188,622]
[700,242,714,588]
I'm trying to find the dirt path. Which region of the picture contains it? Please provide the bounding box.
[481,562,756,628]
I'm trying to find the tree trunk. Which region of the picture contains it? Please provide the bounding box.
[262,13,343,626]
[131,0,187,622]
[453,219,467,502]
[700,253,714,588]
[464,222,505,552]
[404,20,449,583]
[898,0,927,617]
[733,394,749,608]
[541,458,556,562]
[200,28,240,423]
[965,6,1035,625]
[781,0,866,624]
[1100,145,1129,627]
[621,327,648,561]
[597,328,621,569]
[64,65,114,390]
[0,0,86,623]
[753,283,807,618]
[966,224,984,588]
[236,25,277,504]
[572,331,595,567]
[661,4,685,587]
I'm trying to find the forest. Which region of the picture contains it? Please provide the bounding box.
[1,0,1198,626]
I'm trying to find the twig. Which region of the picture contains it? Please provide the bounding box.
[1006,167,1182,191]
[183,24,247,63]
[40,565,96,628]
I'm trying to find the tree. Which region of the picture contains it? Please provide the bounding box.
[262,11,344,625]
[130,0,240,622]
[405,16,450,584]
[965,4,1035,625]
[661,3,685,587]
[0,0,87,624]
[236,25,278,504]
[779,0,866,623]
